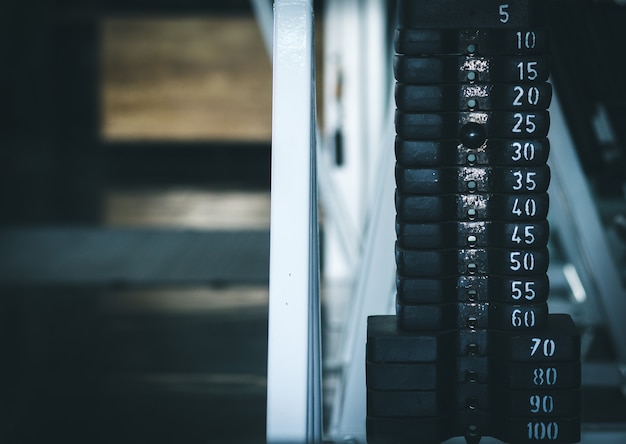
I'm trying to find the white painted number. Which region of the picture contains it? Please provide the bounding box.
[530,338,556,357]
[527,421,559,440]
[517,61,539,81]
[510,251,535,271]
[530,395,554,414]
[513,113,537,134]
[513,86,540,106]
[533,368,558,386]
[511,280,536,300]
[512,142,536,161]
[517,31,537,50]
[511,225,535,245]
[513,171,537,191]
[512,308,536,328]
[499,4,510,23]
[512,197,537,217]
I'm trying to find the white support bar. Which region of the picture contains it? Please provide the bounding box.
[266,0,322,442]
[328,92,397,443]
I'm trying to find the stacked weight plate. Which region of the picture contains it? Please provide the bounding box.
[367,1,580,443]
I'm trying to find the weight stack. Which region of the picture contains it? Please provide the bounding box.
[366,1,581,443]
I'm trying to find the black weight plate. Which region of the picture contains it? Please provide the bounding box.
[492,415,581,443]
[396,83,552,112]
[396,247,549,277]
[492,386,581,417]
[367,315,457,363]
[458,329,489,356]
[367,389,453,417]
[454,409,492,443]
[457,303,490,330]
[395,192,549,222]
[396,220,550,249]
[396,275,550,305]
[395,165,550,194]
[396,1,546,29]
[490,359,581,390]
[396,275,458,304]
[397,303,550,331]
[395,303,491,331]
[395,28,549,55]
[397,275,490,304]
[457,382,490,410]
[396,302,457,331]
[367,415,453,444]
[489,314,580,362]
[395,138,550,167]
[457,355,489,384]
[490,302,549,331]
[396,111,550,140]
[366,361,454,391]
[394,55,550,84]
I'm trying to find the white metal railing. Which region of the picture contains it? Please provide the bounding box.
[266,0,322,442]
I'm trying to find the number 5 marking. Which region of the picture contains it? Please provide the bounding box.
[499,4,510,23]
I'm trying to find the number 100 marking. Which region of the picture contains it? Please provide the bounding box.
[527,421,558,440]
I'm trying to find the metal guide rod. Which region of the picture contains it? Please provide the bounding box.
[266,0,322,442]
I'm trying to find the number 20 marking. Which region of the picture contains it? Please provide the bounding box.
[513,86,540,106]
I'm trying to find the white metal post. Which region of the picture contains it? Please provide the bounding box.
[328,91,397,443]
[266,0,322,442]
[322,0,367,282]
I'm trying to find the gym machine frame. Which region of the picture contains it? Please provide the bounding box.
[263,0,626,442]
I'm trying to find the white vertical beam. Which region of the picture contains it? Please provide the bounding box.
[323,1,395,440]
[362,0,390,201]
[266,0,322,442]
[322,0,366,281]
[329,92,396,442]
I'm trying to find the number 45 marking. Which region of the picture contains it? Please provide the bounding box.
[499,4,510,23]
